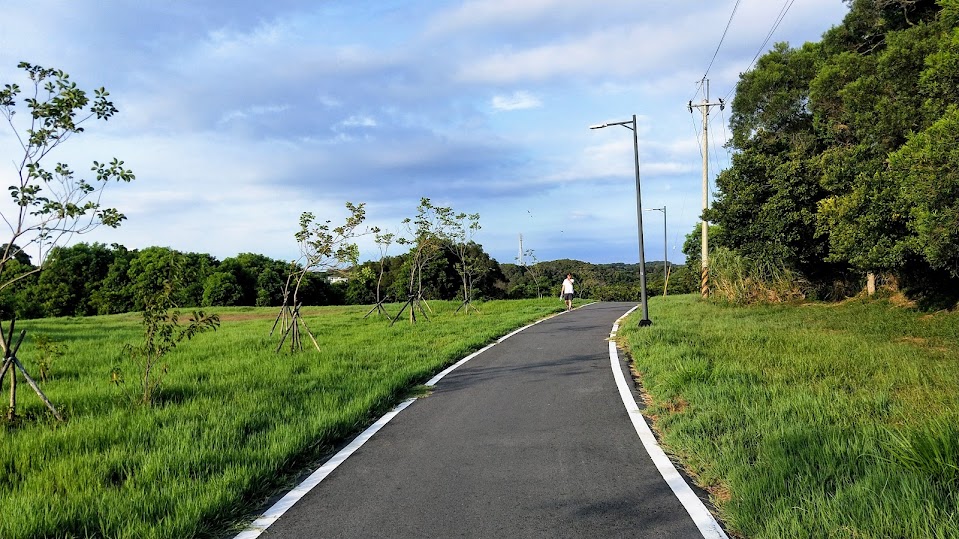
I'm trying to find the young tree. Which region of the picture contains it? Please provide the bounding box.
[438,209,482,313]
[394,198,446,323]
[0,62,134,294]
[364,230,395,318]
[274,202,370,351]
[518,248,546,298]
[112,256,219,406]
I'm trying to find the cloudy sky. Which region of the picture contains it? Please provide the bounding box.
[0,0,850,266]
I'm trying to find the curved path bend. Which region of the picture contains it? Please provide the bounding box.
[238,301,727,538]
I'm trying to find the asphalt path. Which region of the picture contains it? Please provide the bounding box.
[252,302,717,538]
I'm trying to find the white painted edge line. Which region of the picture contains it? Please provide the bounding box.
[235,308,569,538]
[234,397,416,539]
[608,309,729,539]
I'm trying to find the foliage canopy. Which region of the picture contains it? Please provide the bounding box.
[704,0,959,306]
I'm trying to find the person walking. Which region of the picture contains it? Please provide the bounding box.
[560,273,575,311]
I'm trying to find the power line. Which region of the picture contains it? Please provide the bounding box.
[702,0,742,84]
[709,116,726,199]
[717,105,732,167]
[690,112,704,160]
[725,0,797,101]
[690,0,742,102]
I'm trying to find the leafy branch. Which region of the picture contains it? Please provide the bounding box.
[0,62,134,293]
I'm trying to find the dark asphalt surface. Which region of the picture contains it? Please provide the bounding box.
[260,302,706,538]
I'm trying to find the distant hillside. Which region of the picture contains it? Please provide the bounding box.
[500,258,696,300]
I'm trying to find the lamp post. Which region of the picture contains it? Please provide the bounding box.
[590,115,651,326]
[644,206,667,296]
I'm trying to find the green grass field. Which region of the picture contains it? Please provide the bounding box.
[619,295,959,539]
[1,299,569,539]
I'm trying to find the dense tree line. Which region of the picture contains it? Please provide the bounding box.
[0,243,342,319]
[0,241,691,320]
[499,259,696,301]
[700,0,959,307]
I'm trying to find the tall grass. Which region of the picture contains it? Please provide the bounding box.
[619,295,959,538]
[0,299,567,539]
[709,247,808,304]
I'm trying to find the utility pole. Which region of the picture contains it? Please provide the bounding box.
[518,233,524,266]
[688,79,724,298]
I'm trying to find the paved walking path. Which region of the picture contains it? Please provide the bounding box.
[238,302,727,538]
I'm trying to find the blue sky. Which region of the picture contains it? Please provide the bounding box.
[0,0,850,266]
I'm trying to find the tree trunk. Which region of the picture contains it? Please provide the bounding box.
[7,364,15,421]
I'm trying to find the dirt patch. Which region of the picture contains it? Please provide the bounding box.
[711,484,733,504]
[663,396,689,415]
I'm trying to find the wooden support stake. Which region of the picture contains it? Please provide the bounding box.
[275,316,294,352]
[416,298,431,321]
[390,295,416,327]
[364,299,390,319]
[7,358,15,421]
[0,321,63,422]
[3,318,14,354]
[298,316,321,352]
[270,306,285,336]
[12,357,63,421]
[0,358,12,384]
[11,329,26,357]
[2,320,12,421]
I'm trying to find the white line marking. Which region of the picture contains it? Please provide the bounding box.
[234,398,416,539]
[234,308,566,538]
[608,309,729,539]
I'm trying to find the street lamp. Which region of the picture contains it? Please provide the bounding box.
[590,115,651,326]
[644,206,667,296]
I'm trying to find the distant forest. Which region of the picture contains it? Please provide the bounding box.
[0,242,694,320]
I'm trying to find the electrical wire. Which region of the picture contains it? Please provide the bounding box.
[701,0,742,87]
[690,0,742,102]
[709,116,726,201]
[718,106,732,164]
[725,0,797,101]
[709,107,732,168]
[690,111,705,160]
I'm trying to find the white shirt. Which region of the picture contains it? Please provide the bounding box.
[562,278,574,294]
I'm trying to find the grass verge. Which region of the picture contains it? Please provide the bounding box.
[618,294,959,538]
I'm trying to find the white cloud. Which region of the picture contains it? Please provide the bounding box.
[218,104,290,124]
[491,91,542,111]
[340,115,378,128]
